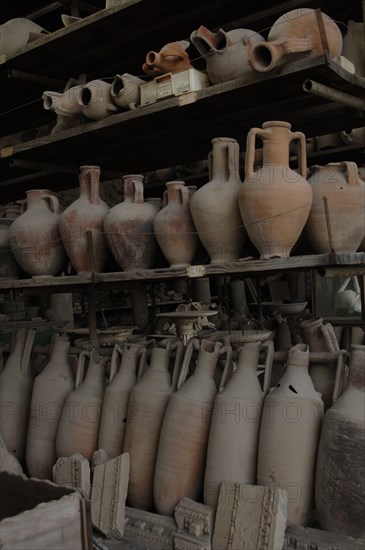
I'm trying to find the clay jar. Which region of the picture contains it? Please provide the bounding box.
[0,18,48,57]
[59,165,109,274]
[26,335,74,479]
[111,73,145,109]
[190,26,264,84]
[9,189,66,276]
[56,351,107,462]
[142,40,192,76]
[250,8,342,73]
[104,174,157,270]
[257,344,323,526]
[304,162,365,254]
[190,137,247,263]
[0,211,21,280]
[153,181,199,268]
[77,80,118,120]
[315,346,365,538]
[239,121,313,259]
[42,85,84,117]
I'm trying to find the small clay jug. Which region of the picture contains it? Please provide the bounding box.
[42,85,84,117]
[0,329,36,460]
[315,346,365,538]
[154,339,232,516]
[104,174,157,270]
[78,80,118,120]
[190,26,264,84]
[190,137,247,263]
[257,344,323,526]
[153,181,199,268]
[123,340,183,510]
[304,162,365,254]
[59,165,109,274]
[26,335,74,479]
[239,121,313,259]
[142,40,192,76]
[56,351,107,461]
[204,341,274,508]
[98,343,146,458]
[111,73,145,109]
[9,189,66,276]
[250,8,342,72]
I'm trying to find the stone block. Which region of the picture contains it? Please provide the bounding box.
[174,497,215,550]
[284,525,365,550]
[212,483,287,550]
[91,452,130,538]
[124,506,176,550]
[52,453,91,498]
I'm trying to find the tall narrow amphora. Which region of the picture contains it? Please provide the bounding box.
[239,121,313,259]
[257,344,323,526]
[123,339,183,510]
[316,346,365,538]
[154,339,232,516]
[204,341,274,509]
[59,165,109,273]
[103,174,157,270]
[9,189,66,276]
[26,335,74,479]
[153,181,199,268]
[190,137,247,263]
[56,351,107,461]
[0,329,36,460]
[98,343,146,458]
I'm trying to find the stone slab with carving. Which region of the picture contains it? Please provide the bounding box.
[124,506,177,550]
[212,483,287,550]
[91,452,130,538]
[284,525,365,550]
[52,453,91,498]
[174,497,215,550]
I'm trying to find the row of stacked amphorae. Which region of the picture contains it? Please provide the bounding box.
[3,120,365,278]
[1,328,364,538]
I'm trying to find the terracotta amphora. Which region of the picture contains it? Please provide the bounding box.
[204,341,274,509]
[190,137,247,263]
[42,85,84,117]
[56,351,107,462]
[154,339,232,516]
[111,73,145,109]
[77,80,118,120]
[257,343,323,526]
[153,181,199,268]
[0,18,48,57]
[9,189,66,276]
[98,343,146,458]
[0,433,23,475]
[315,346,365,538]
[250,8,342,73]
[0,329,36,460]
[190,26,264,84]
[304,162,365,254]
[123,340,183,510]
[300,317,340,410]
[104,174,157,270]
[0,208,22,280]
[26,335,74,479]
[59,165,109,274]
[239,121,313,259]
[142,40,192,76]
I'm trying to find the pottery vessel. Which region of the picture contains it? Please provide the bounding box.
[204,341,274,508]
[123,340,183,510]
[42,85,84,117]
[239,121,313,259]
[0,329,36,460]
[142,40,192,76]
[98,343,146,458]
[257,344,323,526]
[0,207,22,280]
[154,339,232,516]
[305,162,365,254]
[111,73,145,109]
[0,434,23,475]
[59,165,109,274]
[9,189,66,276]
[190,137,247,263]
[190,26,264,84]
[153,181,199,268]
[56,351,107,461]
[0,18,48,57]
[315,346,365,538]
[104,174,157,270]
[78,80,118,120]
[26,335,74,479]
[250,8,342,73]
[342,20,365,77]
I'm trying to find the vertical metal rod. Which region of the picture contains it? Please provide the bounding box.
[323,196,337,263]
[311,271,317,319]
[87,285,98,348]
[360,276,365,323]
[256,275,262,327]
[315,8,330,55]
